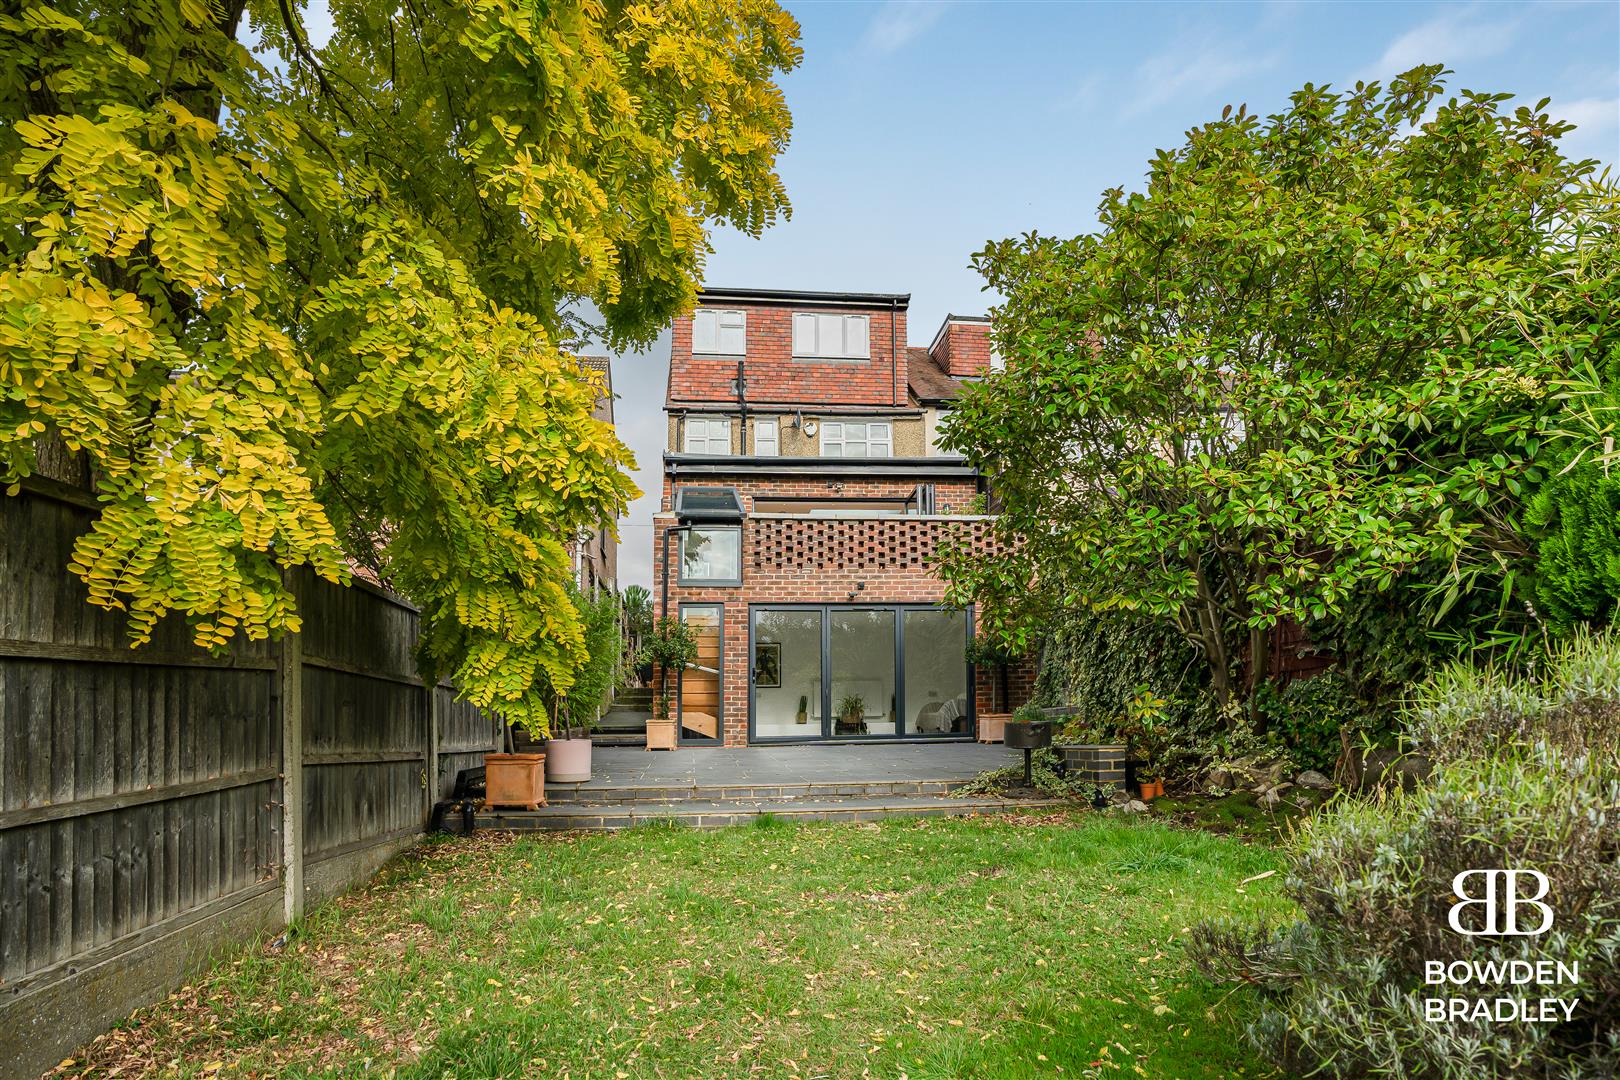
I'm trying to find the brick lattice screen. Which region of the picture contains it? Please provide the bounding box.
[749,516,992,571]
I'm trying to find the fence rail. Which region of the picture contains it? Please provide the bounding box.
[0,476,502,1078]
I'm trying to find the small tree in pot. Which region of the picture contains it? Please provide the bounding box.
[639,617,698,750]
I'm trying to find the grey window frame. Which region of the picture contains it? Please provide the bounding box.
[678,525,743,586]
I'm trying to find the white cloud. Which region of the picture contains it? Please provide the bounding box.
[1121,39,1279,118]
[1354,7,1521,84]
[862,1,949,55]
[1554,97,1620,133]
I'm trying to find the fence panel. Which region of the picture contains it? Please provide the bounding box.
[0,476,501,1078]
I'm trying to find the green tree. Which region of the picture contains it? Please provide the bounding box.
[0,0,800,732]
[940,67,1619,716]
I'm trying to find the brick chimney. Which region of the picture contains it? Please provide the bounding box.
[928,316,994,378]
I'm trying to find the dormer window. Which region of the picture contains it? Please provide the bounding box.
[693,309,746,355]
[793,313,870,360]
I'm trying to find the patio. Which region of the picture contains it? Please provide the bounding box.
[477,742,1041,830]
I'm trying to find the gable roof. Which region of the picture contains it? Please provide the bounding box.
[906,347,962,404]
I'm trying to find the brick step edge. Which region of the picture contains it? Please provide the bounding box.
[477,798,1069,831]
[543,780,970,804]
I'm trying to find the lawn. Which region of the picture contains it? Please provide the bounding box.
[58,810,1293,1080]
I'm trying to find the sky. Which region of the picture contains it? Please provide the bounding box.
[599,0,1620,590]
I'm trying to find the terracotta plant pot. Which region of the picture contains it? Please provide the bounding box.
[646,717,677,751]
[1138,780,1162,801]
[976,712,1009,744]
[546,736,592,783]
[484,752,546,810]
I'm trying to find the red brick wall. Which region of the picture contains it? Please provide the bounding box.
[975,658,1038,715]
[930,321,993,379]
[670,303,907,407]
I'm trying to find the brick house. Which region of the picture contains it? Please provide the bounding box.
[652,287,1035,747]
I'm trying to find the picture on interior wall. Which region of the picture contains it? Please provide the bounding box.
[753,642,781,688]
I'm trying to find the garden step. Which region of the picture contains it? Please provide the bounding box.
[591,733,647,747]
[612,690,654,708]
[476,794,1066,831]
[542,778,973,804]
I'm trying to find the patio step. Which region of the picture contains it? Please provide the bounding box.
[612,689,654,708]
[476,794,1064,831]
[542,778,973,804]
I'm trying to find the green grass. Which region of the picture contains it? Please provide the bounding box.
[64,811,1293,1080]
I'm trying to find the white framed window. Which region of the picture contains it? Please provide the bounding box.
[692,309,746,355]
[684,416,732,454]
[793,313,870,359]
[754,417,779,456]
[821,420,893,458]
[679,527,742,585]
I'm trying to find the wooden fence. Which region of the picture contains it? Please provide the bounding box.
[0,476,502,1079]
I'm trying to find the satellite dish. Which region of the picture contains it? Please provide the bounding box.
[803,420,818,437]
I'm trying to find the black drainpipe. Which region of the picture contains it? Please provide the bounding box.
[890,297,900,407]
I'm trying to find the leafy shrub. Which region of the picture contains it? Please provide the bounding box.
[547,587,620,737]
[1255,671,1387,774]
[1190,634,1620,1079]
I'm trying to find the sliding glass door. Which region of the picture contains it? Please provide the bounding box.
[749,605,971,741]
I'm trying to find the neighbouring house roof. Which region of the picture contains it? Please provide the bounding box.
[906,347,963,404]
[576,355,614,424]
[697,286,911,309]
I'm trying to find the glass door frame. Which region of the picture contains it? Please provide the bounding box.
[676,602,724,746]
[746,603,976,744]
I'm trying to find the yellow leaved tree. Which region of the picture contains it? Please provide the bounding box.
[0,0,800,732]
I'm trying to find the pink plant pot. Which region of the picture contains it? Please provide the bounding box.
[545,736,593,783]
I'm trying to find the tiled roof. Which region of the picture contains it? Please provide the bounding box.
[906,347,962,404]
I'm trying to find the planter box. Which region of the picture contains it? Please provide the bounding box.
[1004,720,1052,750]
[646,718,677,751]
[484,752,547,809]
[546,736,592,783]
[1056,743,1128,790]
[976,712,1009,744]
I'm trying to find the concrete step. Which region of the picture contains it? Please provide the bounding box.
[476,794,1065,831]
[543,778,972,804]
[612,690,654,708]
[592,733,647,747]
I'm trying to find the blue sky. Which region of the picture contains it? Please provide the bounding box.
[610,0,1619,588]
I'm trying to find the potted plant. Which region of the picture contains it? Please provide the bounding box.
[638,616,697,751]
[485,721,547,809]
[646,691,677,751]
[836,692,867,736]
[1003,702,1053,750]
[1119,686,1169,801]
[796,693,809,725]
[546,587,621,783]
[966,635,1017,742]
